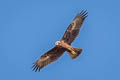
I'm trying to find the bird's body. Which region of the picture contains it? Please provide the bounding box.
[32,10,88,72]
[56,40,73,52]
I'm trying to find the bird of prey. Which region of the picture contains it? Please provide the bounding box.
[32,10,88,72]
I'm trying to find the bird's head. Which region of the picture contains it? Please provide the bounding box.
[55,41,61,46]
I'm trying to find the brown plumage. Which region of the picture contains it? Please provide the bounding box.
[32,47,66,72]
[62,10,88,44]
[32,10,88,72]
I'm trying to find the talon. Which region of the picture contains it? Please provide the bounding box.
[71,51,76,55]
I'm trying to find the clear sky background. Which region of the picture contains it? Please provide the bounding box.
[0,0,120,80]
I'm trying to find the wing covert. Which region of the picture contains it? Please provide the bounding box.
[61,10,88,44]
[32,46,66,72]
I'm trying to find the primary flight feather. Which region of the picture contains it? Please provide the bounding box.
[32,10,88,72]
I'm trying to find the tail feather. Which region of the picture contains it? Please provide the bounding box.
[68,48,82,59]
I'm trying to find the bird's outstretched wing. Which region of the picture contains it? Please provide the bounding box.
[61,10,88,44]
[32,46,66,72]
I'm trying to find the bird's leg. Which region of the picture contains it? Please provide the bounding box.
[71,50,76,55]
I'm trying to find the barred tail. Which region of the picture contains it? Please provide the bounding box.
[68,48,82,59]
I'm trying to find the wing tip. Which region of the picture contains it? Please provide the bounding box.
[32,63,41,72]
[79,10,88,19]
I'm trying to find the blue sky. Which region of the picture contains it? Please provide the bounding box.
[0,0,120,80]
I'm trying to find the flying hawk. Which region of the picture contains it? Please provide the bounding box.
[32,10,88,72]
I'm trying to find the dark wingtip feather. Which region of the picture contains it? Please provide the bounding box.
[32,63,41,72]
[84,15,88,18]
[79,10,88,19]
[35,67,38,72]
[79,10,84,15]
[38,67,41,72]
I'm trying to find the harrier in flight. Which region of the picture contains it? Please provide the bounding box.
[32,10,88,72]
